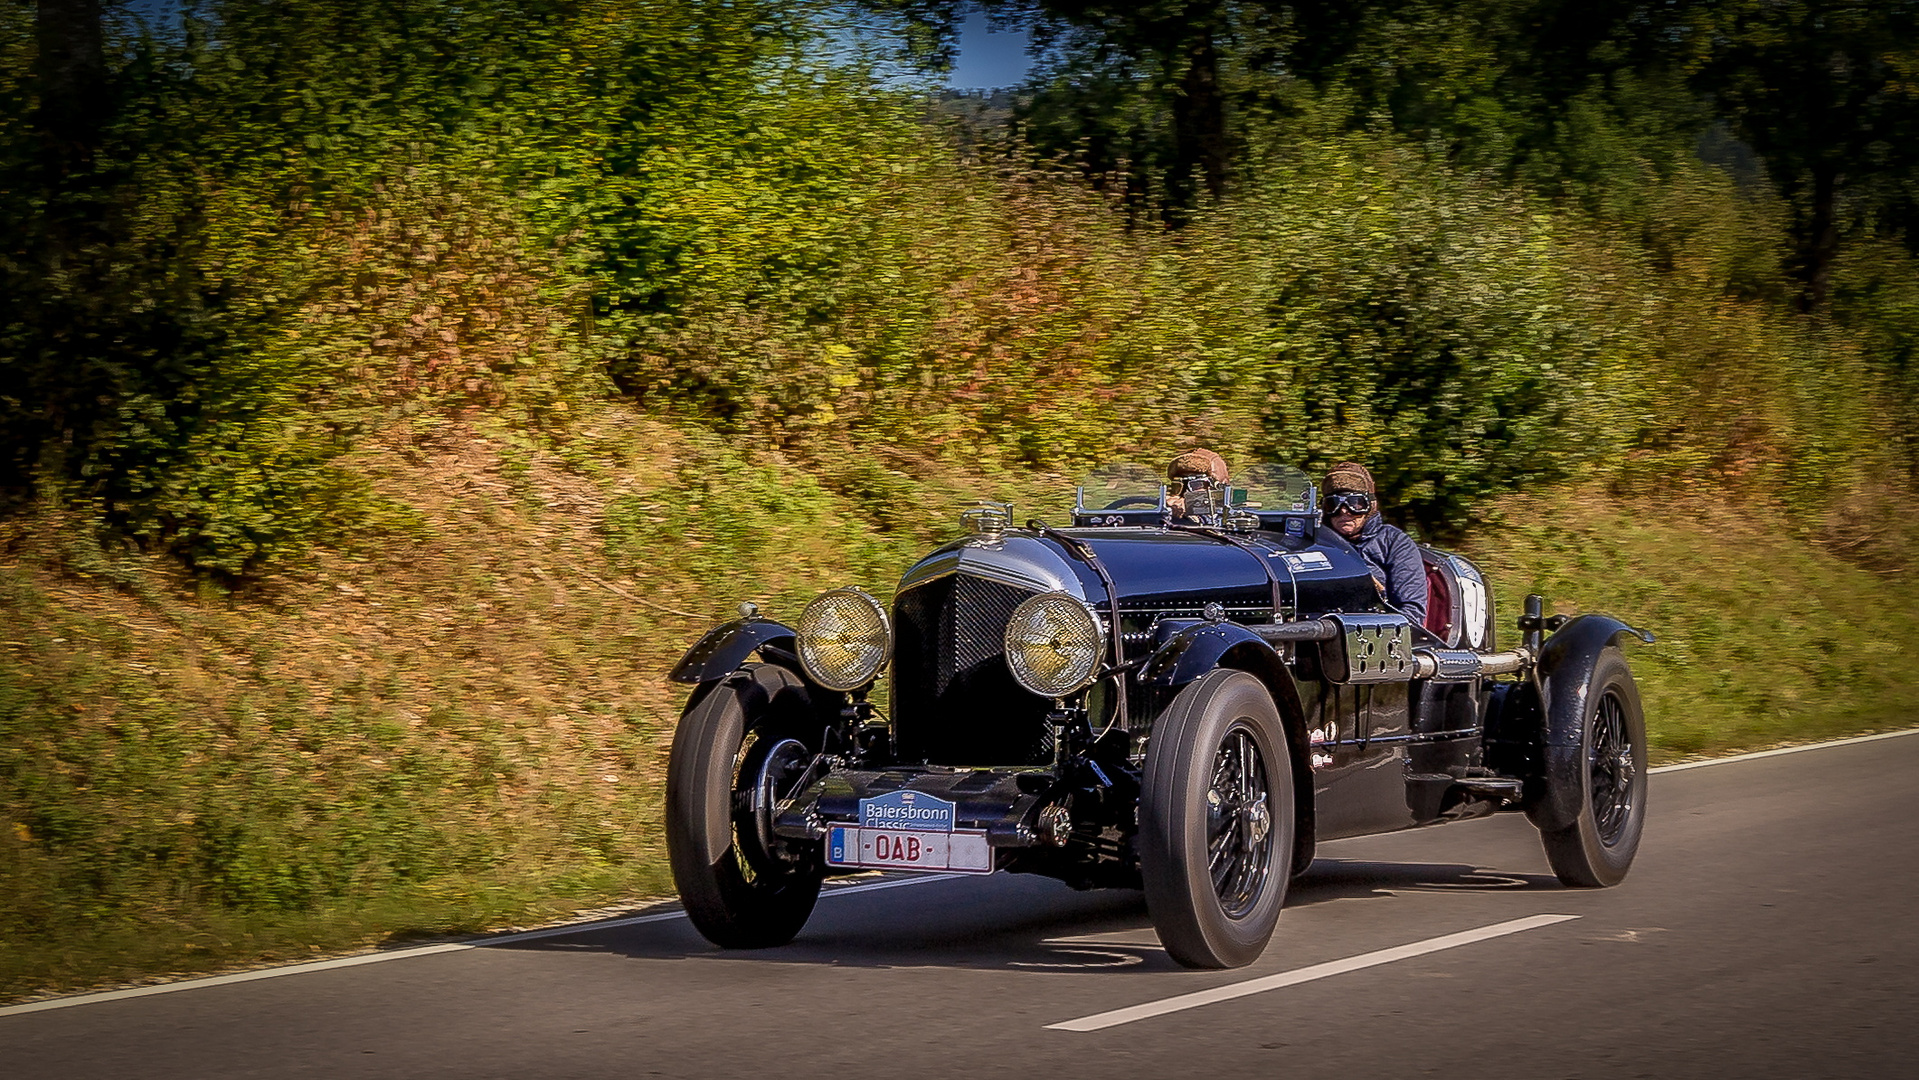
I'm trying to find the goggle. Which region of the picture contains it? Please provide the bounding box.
[1172,475,1218,493]
[1323,491,1374,515]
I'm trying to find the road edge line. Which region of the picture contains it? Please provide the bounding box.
[1649,727,1919,774]
[0,873,960,1018]
[0,944,477,1018]
[18,729,1911,1019]
[474,873,961,948]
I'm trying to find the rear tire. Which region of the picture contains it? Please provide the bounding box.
[1540,648,1648,887]
[666,664,826,948]
[1139,670,1294,969]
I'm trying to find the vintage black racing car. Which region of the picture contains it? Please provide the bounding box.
[665,463,1653,968]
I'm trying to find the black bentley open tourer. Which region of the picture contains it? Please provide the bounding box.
[665,464,1652,968]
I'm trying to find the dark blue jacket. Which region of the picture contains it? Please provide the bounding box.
[1350,515,1428,626]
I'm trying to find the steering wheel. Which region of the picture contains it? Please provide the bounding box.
[1101,496,1162,511]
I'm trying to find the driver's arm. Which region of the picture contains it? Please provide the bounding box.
[1386,533,1429,626]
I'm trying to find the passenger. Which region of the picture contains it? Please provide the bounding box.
[1166,448,1229,526]
[1322,462,1428,626]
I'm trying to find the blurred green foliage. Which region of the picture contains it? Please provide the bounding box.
[1,0,823,572]
[600,430,903,609]
[1471,493,1919,759]
[2,0,1918,1001]
[5,0,1915,568]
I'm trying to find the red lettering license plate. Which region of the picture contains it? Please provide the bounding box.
[826,826,992,874]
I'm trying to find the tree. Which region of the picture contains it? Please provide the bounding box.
[31,0,107,181]
[878,2,1709,217]
[878,1,1237,213]
[1699,0,1919,310]
[2,0,114,495]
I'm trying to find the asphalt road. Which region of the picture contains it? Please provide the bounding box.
[6,731,1916,1080]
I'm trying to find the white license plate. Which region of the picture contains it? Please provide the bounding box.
[826,826,993,874]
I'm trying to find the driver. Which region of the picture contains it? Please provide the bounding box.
[1323,462,1428,626]
[1166,448,1229,526]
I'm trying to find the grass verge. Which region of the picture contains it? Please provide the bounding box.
[2,410,1912,1002]
[1467,489,1917,760]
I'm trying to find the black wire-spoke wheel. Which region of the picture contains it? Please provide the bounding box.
[1541,647,1648,888]
[1140,670,1294,969]
[1589,691,1636,847]
[667,664,826,949]
[1207,725,1275,920]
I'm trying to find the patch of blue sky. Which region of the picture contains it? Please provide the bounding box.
[812,5,933,89]
[945,10,1032,89]
[817,5,1031,91]
[111,2,1032,90]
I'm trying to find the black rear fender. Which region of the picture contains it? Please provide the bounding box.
[1526,614,1654,831]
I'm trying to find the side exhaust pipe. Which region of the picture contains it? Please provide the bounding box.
[1412,646,1533,680]
[1249,618,1342,643]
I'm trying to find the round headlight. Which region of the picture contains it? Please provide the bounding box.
[1003,592,1106,699]
[796,588,891,692]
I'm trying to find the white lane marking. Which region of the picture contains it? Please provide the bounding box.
[1650,727,1919,774]
[0,873,961,1018]
[1045,914,1580,1033]
[17,728,1914,1020]
[14,727,1917,1021]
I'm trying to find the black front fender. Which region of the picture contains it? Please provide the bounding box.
[670,618,800,684]
[1139,621,1315,871]
[1527,614,1654,831]
[1140,621,1272,689]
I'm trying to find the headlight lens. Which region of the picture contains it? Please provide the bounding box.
[796,588,891,691]
[1003,592,1106,698]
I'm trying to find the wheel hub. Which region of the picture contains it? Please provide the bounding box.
[1206,725,1275,920]
[737,736,812,872]
[1243,794,1271,845]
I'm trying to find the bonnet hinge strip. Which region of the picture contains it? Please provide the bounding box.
[1171,525,1289,620]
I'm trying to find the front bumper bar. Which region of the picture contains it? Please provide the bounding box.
[773,766,1054,849]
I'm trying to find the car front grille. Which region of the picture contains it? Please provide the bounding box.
[891,574,1054,766]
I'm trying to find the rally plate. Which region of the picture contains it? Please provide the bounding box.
[825,789,994,875]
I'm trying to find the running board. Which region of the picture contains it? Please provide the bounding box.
[1407,772,1526,820]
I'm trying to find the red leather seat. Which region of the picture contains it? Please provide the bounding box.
[1423,559,1454,644]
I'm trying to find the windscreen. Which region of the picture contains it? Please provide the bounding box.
[1229,464,1316,514]
[1073,463,1166,515]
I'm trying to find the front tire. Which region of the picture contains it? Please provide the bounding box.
[1539,647,1648,887]
[1139,670,1294,969]
[666,663,826,948]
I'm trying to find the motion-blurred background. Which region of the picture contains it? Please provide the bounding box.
[2,0,1913,1001]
